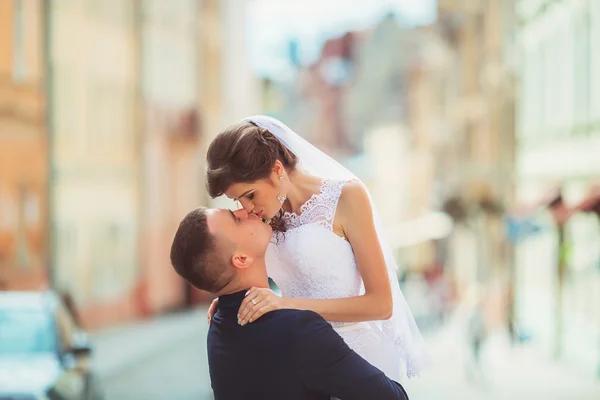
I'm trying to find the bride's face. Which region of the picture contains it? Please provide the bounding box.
[224,172,282,220]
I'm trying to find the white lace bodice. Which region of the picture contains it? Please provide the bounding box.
[280,179,347,233]
[266,179,363,328]
[245,115,429,380]
[265,178,405,380]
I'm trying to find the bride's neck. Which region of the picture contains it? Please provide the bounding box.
[285,169,324,215]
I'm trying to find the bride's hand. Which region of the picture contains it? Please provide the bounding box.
[207,298,219,325]
[238,287,286,326]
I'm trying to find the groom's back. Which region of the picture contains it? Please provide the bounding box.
[208,308,329,400]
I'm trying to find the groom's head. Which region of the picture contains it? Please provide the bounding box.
[170,207,272,294]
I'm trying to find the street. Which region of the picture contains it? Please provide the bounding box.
[102,333,213,400]
[403,308,600,400]
[91,309,213,400]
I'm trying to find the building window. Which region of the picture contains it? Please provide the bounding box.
[12,0,25,82]
[556,25,570,135]
[529,45,543,139]
[573,11,590,133]
[91,222,136,300]
[591,1,600,123]
[85,0,134,28]
[85,81,134,152]
[562,23,574,135]
[54,69,78,146]
[53,223,78,297]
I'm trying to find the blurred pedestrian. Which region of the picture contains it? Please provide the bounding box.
[464,286,488,385]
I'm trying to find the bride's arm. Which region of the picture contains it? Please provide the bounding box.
[239,181,393,325]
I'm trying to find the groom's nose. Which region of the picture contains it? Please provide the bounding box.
[233,209,249,219]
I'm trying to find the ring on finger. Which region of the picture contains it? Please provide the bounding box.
[251,298,257,305]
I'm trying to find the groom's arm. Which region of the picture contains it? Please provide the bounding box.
[292,311,409,400]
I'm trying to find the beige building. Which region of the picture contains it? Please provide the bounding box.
[201,0,260,211]
[0,0,48,290]
[411,0,518,308]
[0,0,258,328]
[45,0,259,326]
[138,0,206,313]
[514,0,600,374]
[47,0,142,327]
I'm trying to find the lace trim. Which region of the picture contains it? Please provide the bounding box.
[282,178,328,220]
[281,179,346,231]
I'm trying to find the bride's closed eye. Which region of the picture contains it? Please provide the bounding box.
[245,193,255,200]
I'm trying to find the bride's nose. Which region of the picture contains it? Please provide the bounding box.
[238,198,254,213]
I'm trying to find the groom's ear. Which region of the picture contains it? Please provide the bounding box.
[231,253,254,270]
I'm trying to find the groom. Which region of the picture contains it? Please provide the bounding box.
[170,207,410,400]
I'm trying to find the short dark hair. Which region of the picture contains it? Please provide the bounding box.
[170,207,233,293]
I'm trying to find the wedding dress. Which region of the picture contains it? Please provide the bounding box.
[267,178,402,381]
[246,115,430,380]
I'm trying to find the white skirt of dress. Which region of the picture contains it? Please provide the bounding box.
[334,322,403,383]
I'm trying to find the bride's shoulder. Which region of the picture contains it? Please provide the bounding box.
[336,180,372,216]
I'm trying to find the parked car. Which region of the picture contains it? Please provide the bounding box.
[0,290,104,400]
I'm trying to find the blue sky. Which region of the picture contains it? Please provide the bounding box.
[247,0,437,77]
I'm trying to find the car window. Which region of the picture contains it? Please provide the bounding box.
[0,309,57,355]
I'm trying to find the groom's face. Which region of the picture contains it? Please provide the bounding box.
[206,208,272,258]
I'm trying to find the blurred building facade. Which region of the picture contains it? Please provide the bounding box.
[203,0,260,211]
[514,0,600,375]
[138,0,205,317]
[45,0,257,328]
[48,0,146,327]
[0,0,48,290]
[0,0,258,329]
[424,0,517,319]
[344,15,416,154]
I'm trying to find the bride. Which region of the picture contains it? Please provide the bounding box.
[205,115,429,380]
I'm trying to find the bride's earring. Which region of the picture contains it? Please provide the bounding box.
[277,175,286,205]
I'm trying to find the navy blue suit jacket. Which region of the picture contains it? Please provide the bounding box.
[207,290,409,400]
